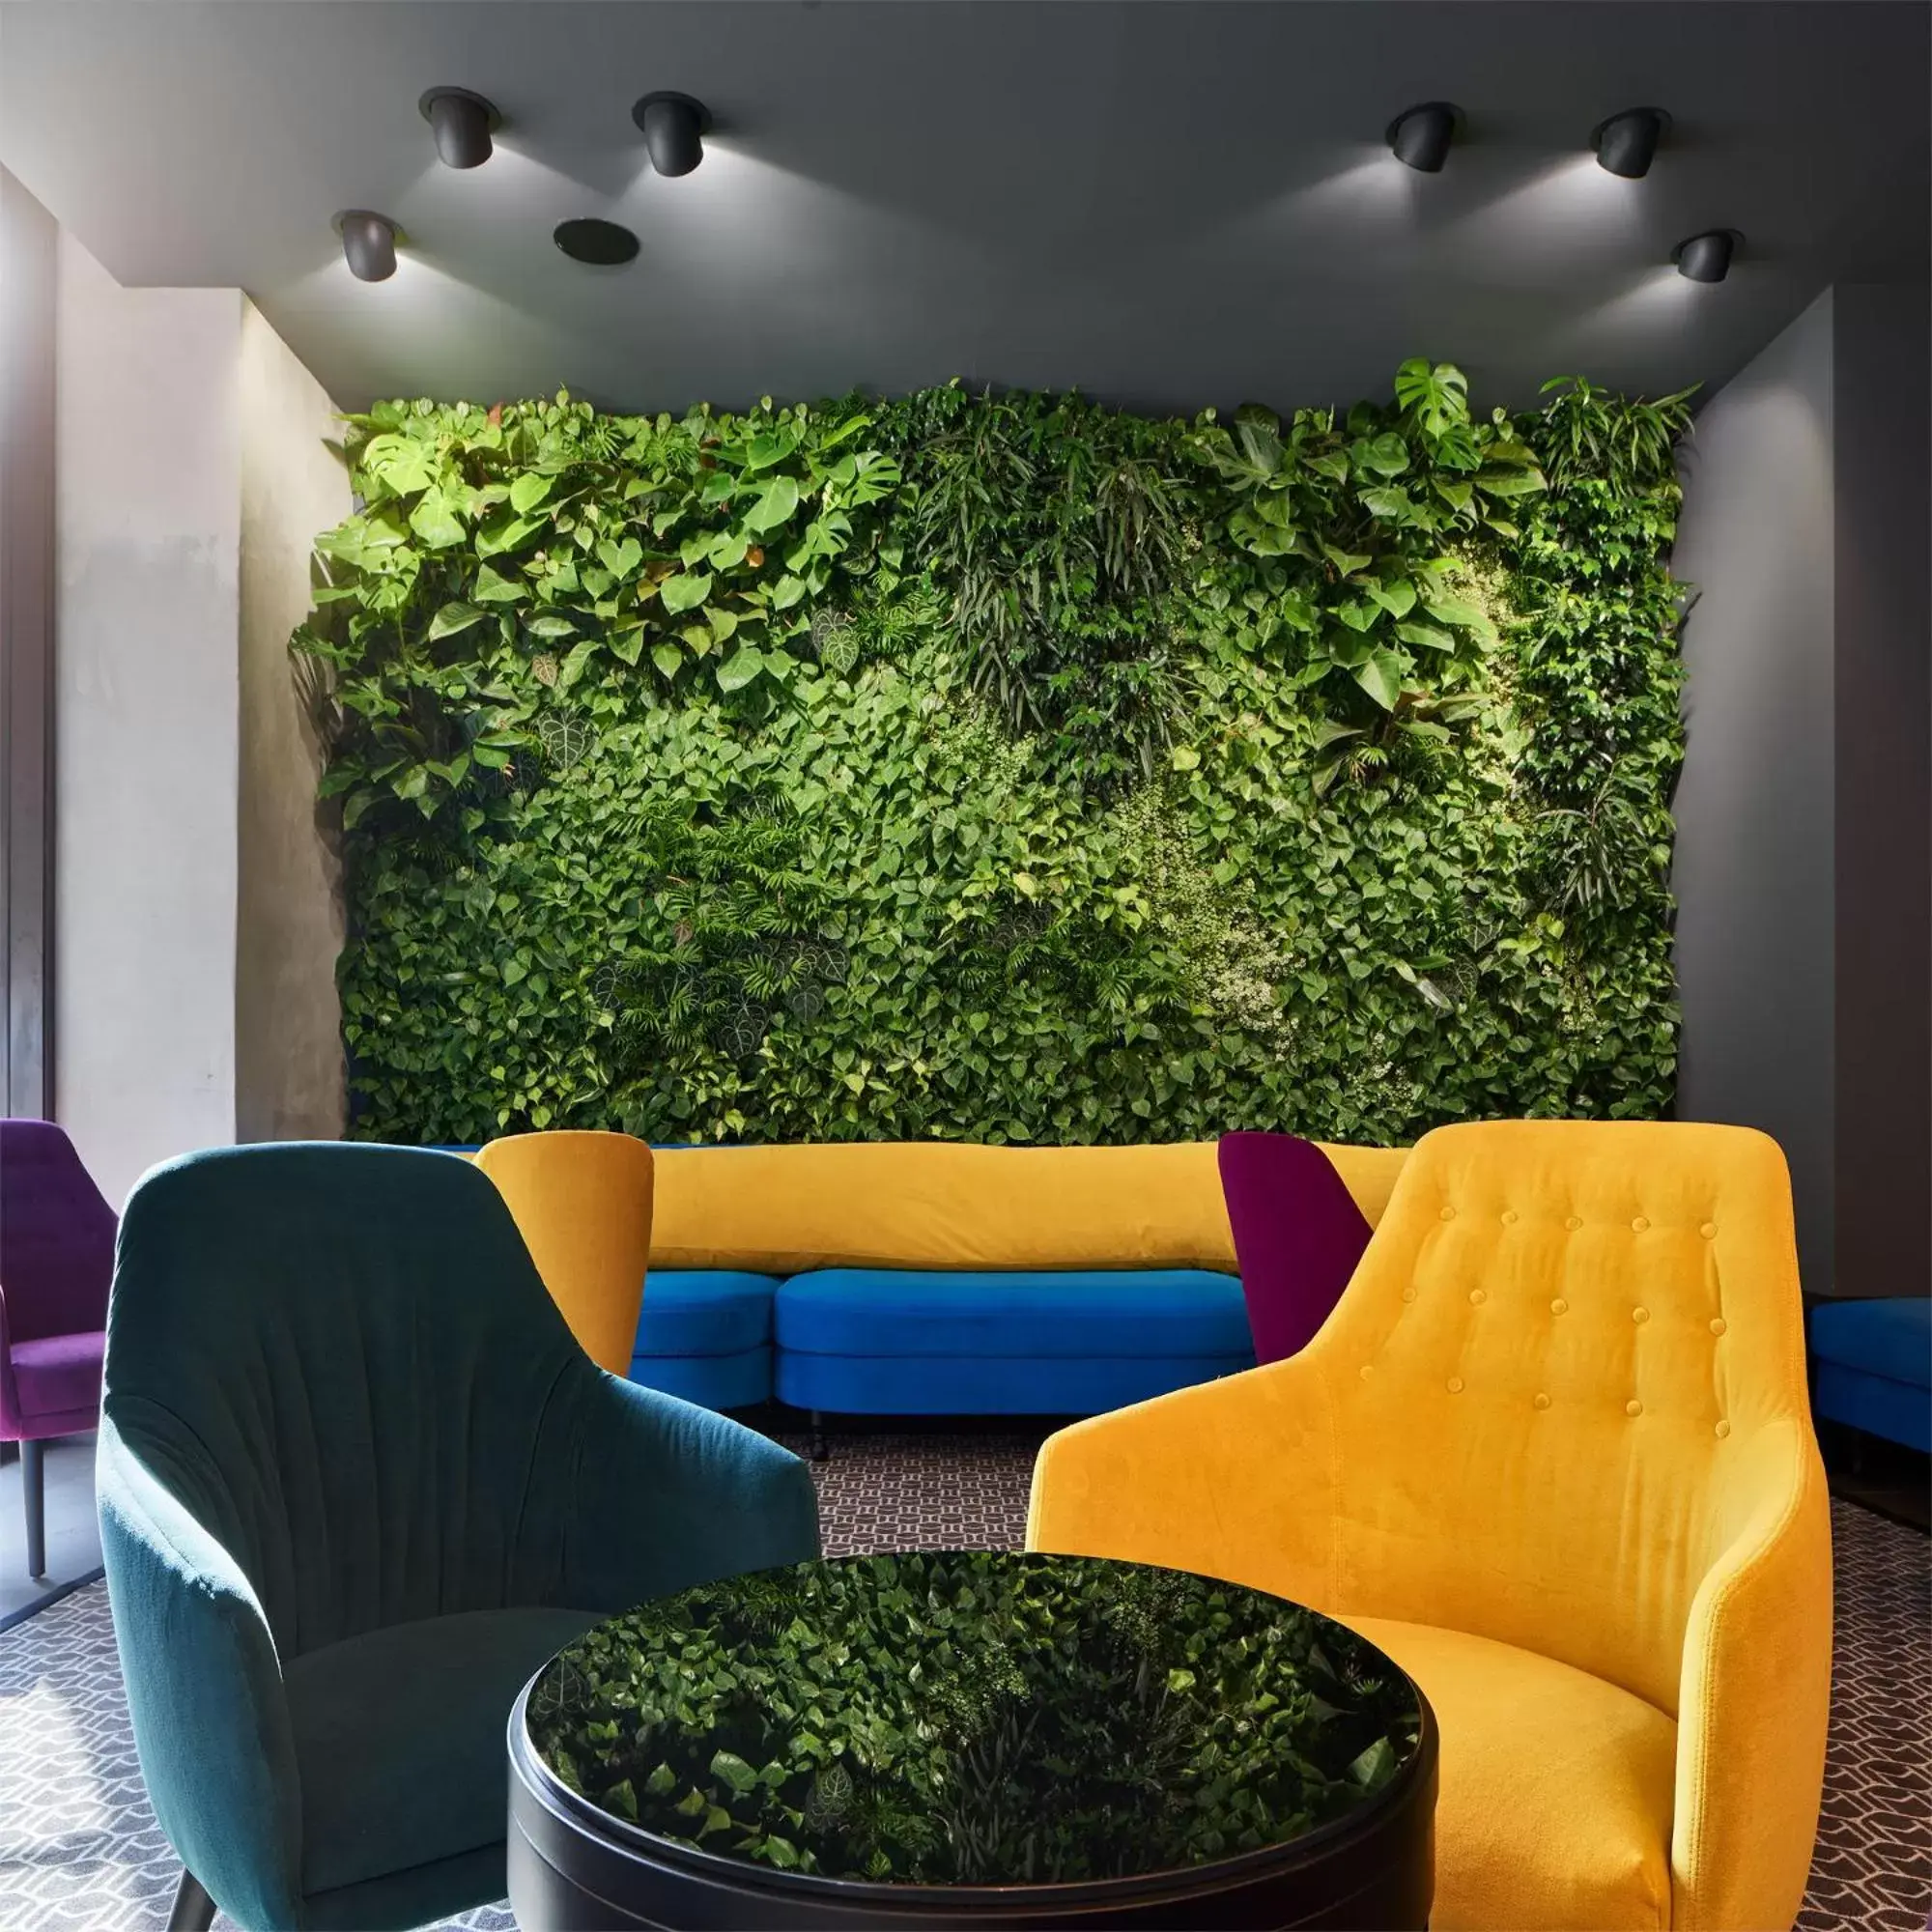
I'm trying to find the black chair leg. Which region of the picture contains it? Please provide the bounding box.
[810,1410,830,1463]
[167,1867,216,1932]
[21,1438,45,1577]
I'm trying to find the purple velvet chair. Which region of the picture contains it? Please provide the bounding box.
[1217,1130,1374,1365]
[1,1120,116,1576]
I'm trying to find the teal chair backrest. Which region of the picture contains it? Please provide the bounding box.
[102,1142,592,1657]
[98,1142,820,1929]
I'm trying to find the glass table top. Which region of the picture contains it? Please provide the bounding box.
[525,1550,1422,1889]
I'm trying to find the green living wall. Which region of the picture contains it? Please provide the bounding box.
[295,363,1691,1146]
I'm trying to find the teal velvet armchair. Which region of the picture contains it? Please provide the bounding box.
[98,1143,821,1932]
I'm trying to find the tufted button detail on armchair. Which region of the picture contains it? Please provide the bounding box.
[1439,1206,1457,1221]
[1715,1419,1733,1438]
[1446,1376,1464,1393]
[1469,1288,1487,1305]
[1401,1286,1417,1303]
[1631,1215,1650,1232]
[1710,1317,1728,1336]
[1625,1399,1643,1416]
[1501,1208,1519,1225]
[1632,1306,1649,1323]
[1550,1296,1569,1315]
[1700,1222,1718,1238]
[1564,1214,1582,1231]
[1533,1392,1551,1410]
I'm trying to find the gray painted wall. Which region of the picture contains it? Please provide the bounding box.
[1671,294,1837,1293]
[1832,282,1932,1301]
[1673,282,1932,1299]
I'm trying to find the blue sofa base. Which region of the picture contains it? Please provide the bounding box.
[1808,1298,1931,1454]
[776,1350,1252,1417]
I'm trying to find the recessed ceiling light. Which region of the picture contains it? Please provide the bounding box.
[333,210,398,282]
[1387,101,1462,173]
[419,87,500,170]
[632,91,711,177]
[1674,229,1739,283]
[1593,106,1670,180]
[554,217,640,266]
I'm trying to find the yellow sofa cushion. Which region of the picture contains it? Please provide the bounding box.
[1349,1615,1676,1932]
[647,1140,1409,1274]
[473,1131,655,1375]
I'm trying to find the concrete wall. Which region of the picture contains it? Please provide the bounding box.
[54,235,242,1208]
[1671,293,1837,1292]
[53,239,347,1207]
[236,299,349,1144]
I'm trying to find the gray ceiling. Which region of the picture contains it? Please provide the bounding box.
[2,1,1926,419]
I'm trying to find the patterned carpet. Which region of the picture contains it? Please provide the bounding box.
[0,1433,1923,1930]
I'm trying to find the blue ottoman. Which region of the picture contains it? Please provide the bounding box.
[629,1270,779,1410]
[1809,1297,1931,1453]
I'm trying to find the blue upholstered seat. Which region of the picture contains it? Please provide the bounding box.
[1809,1296,1931,1452]
[771,1267,1255,1416]
[628,1268,779,1409]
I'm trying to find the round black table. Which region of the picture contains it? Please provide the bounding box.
[508,1551,1435,1930]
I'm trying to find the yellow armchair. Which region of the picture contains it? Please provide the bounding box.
[1028,1120,1832,1932]
[472,1130,655,1375]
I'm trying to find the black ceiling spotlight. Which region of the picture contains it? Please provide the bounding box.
[1675,228,1740,283]
[554,217,640,266]
[419,86,499,169]
[1387,101,1462,173]
[632,91,710,177]
[334,210,398,282]
[1593,106,1670,180]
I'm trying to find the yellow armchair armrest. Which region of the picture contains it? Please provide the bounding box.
[1026,1358,1339,1609]
[1670,1417,1833,1932]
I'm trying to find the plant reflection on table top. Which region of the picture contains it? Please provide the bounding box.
[526,1551,1420,1886]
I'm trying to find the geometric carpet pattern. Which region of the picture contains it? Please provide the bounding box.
[0,1434,1923,1930]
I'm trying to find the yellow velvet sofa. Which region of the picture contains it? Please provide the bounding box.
[478,1136,1408,1416]
[1028,1119,1833,1931]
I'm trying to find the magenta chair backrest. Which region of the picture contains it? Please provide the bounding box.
[0,1119,117,1344]
[1216,1130,1375,1365]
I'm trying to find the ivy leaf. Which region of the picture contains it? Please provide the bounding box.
[475,511,545,557]
[1474,467,1548,497]
[708,527,751,571]
[1357,485,1415,523]
[473,563,524,603]
[650,642,684,681]
[1368,579,1417,618]
[1353,432,1410,476]
[409,487,467,549]
[597,536,643,579]
[709,1750,760,1794]
[1320,543,1374,579]
[1335,599,1380,633]
[1353,648,1406,710]
[743,475,802,532]
[610,626,645,667]
[1433,478,1474,513]
[1423,593,1497,643]
[524,613,578,639]
[1170,745,1201,771]
[659,571,714,615]
[1396,620,1456,653]
[509,471,555,514]
[358,433,434,497]
[556,638,601,690]
[428,601,487,642]
[716,647,764,694]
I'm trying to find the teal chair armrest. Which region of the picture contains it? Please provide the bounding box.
[97,1416,305,1930]
[553,1374,820,1612]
